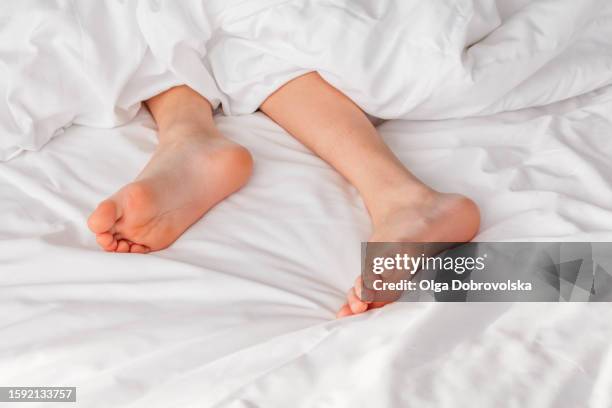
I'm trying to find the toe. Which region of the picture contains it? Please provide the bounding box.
[347,287,369,315]
[88,200,121,234]
[96,233,117,251]
[107,240,119,252]
[354,276,363,297]
[130,244,150,254]
[116,240,131,253]
[336,303,353,319]
[101,237,119,252]
[355,276,375,306]
[96,232,114,247]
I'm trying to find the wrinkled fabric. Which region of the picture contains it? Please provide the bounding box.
[1,0,612,160]
[1,85,611,407]
[0,0,221,160]
[204,0,612,117]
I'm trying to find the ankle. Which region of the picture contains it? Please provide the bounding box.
[367,184,439,227]
[158,120,220,145]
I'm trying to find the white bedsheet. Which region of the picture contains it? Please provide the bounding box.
[1,85,612,407]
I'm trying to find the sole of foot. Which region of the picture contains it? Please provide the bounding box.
[88,136,252,253]
[337,193,480,318]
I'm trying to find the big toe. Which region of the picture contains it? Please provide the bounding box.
[88,199,120,234]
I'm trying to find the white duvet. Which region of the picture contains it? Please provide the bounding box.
[1,0,612,160]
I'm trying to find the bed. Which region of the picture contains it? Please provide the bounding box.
[1,82,611,407]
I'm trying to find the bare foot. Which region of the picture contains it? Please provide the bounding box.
[337,192,480,318]
[87,133,252,253]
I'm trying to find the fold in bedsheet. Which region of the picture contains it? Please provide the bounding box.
[2,0,612,160]
[1,85,611,407]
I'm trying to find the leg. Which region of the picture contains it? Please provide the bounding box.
[260,73,480,317]
[88,86,252,253]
